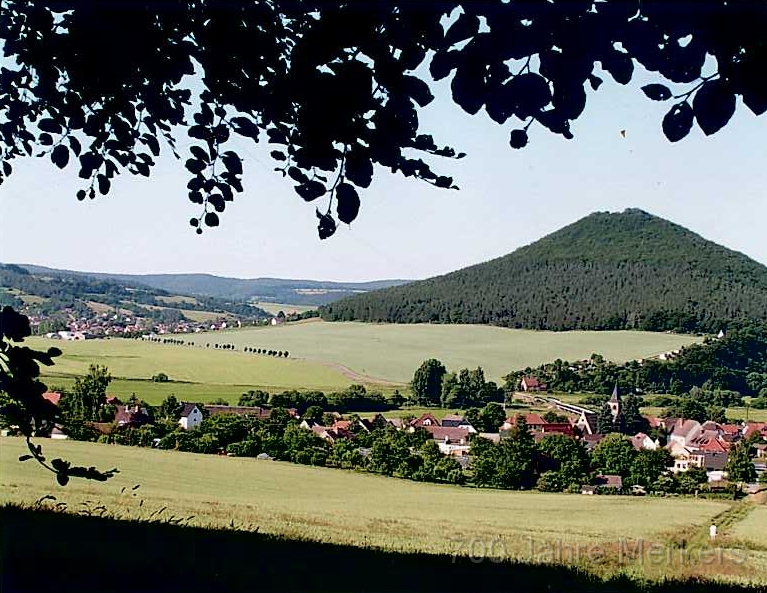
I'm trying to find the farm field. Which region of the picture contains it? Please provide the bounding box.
[1,438,764,583]
[28,336,354,395]
[171,321,702,383]
[255,301,316,315]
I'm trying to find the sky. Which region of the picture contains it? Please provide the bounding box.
[1,64,765,282]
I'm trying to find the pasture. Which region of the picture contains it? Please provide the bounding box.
[28,336,353,395]
[255,301,317,315]
[2,438,764,584]
[171,321,702,383]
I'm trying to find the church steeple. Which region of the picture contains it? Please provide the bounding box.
[609,383,621,420]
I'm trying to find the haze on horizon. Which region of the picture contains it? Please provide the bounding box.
[1,65,765,283]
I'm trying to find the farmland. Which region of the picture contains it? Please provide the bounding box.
[171,321,701,383]
[2,438,765,584]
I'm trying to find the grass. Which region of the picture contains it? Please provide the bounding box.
[1,438,764,585]
[255,301,317,315]
[28,336,352,393]
[170,321,702,383]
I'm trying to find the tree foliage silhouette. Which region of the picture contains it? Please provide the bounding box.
[1,1,764,239]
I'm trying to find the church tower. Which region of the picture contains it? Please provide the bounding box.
[609,383,621,420]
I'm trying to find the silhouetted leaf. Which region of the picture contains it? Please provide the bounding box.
[97,174,110,195]
[39,133,53,146]
[402,75,434,107]
[270,150,286,161]
[76,189,86,201]
[444,12,479,47]
[429,50,456,81]
[56,472,69,486]
[316,210,336,240]
[693,80,736,136]
[509,129,528,149]
[642,84,672,101]
[208,194,225,212]
[345,152,373,188]
[588,75,603,91]
[204,212,219,227]
[222,152,242,175]
[38,118,61,133]
[190,146,208,162]
[51,144,69,169]
[335,183,360,224]
[295,181,326,202]
[662,102,694,142]
[185,158,205,174]
[287,166,308,184]
[602,50,634,85]
[18,455,33,462]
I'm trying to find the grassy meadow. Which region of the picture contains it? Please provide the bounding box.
[1,438,764,584]
[255,301,317,315]
[171,321,701,383]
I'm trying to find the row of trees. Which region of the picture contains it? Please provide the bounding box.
[411,359,504,408]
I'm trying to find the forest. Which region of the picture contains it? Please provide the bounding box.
[321,210,767,333]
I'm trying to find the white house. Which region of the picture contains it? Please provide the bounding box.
[179,403,204,430]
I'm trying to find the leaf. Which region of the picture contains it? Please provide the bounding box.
[451,65,485,115]
[641,84,672,101]
[97,174,110,195]
[76,189,86,201]
[189,146,208,162]
[208,194,225,212]
[316,210,336,240]
[68,136,82,156]
[38,118,61,134]
[39,133,53,146]
[222,152,242,175]
[345,152,373,188]
[509,129,528,149]
[588,75,603,91]
[601,50,634,85]
[18,455,33,462]
[444,12,479,47]
[204,212,219,227]
[429,50,457,81]
[185,158,205,174]
[287,166,308,184]
[295,181,326,202]
[335,183,360,224]
[270,150,286,161]
[434,176,454,188]
[693,80,736,136]
[662,102,694,142]
[189,217,199,227]
[56,472,69,486]
[402,75,434,107]
[509,73,552,119]
[51,144,69,169]
[231,117,260,140]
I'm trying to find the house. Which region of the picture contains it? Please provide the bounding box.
[410,413,440,428]
[582,474,623,494]
[423,426,470,455]
[581,433,605,451]
[704,452,729,482]
[310,425,340,443]
[743,422,767,440]
[179,403,204,430]
[114,404,151,428]
[668,418,702,449]
[575,411,599,435]
[754,443,767,459]
[502,413,546,432]
[519,376,546,392]
[670,448,705,473]
[205,404,271,419]
[441,414,476,432]
[631,432,658,451]
[540,422,575,437]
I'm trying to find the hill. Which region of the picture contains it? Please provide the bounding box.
[17,264,410,306]
[0,264,267,331]
[321,209,767,333]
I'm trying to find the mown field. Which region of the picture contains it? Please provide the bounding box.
[171,321,702,383]
[255,301,316,315]
[27,336,353,397]
[1,438,764,584]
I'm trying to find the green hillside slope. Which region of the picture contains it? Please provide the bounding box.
[321,209,767,332]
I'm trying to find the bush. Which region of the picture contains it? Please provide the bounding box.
[226,439,261,457]
[152,372,169,382]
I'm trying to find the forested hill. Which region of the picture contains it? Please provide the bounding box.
[321,209,767,333]
[17,265,409,306]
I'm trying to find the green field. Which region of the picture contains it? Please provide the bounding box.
[255,302,316,315]
[28,336,353,395]
[1,438,764,583]
[172,321,701,383]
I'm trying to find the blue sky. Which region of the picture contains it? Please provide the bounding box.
[1,63,765,281]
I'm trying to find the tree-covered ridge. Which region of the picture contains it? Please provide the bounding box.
[321,210,767,332]
[0,264,266,321]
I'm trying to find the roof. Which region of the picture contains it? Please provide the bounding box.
[206,405,270,418]
[744,422,767,439]
[180,403,201,417]
[522,376,541,388]
[42,392,61,406]
[609,383,620,403]
[442,414,466,422]
[671,419,701,439]
[424,425,469,443]
[411,413,440,427]
[704,452,729,471]
[631,433,652,450]
[595,474,623,488]
[520,413,546,426]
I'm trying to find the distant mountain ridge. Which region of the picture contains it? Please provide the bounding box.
[16,265,411,306]
[321,209,767,333]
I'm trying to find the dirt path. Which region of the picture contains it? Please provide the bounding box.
[322,361,405,387]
